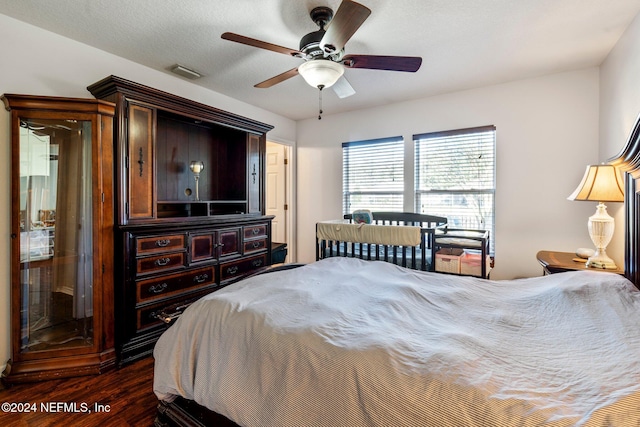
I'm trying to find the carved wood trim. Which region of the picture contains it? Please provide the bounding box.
[87,75,273,135]
[608,112,640,288]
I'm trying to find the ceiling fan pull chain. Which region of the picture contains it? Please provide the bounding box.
[318,84,325,120]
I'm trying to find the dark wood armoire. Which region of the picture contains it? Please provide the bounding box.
[87,76,274,365]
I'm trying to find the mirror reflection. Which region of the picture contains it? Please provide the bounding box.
[19,117,93,352]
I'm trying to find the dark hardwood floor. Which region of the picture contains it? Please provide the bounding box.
[0,357,157,426]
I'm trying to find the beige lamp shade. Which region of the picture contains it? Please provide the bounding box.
[567,164,624,202]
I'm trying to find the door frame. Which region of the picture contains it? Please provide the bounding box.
[266,138,296,262]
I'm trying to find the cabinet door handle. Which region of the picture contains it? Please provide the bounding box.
[138,147,145,177]
[149,283,168,294]
[155,239,171,247]
[193,274,209,283]
[155,257,171,266]
[227,266,239,275]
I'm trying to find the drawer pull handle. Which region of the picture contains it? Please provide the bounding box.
[149,283,168,294]
[252,241,261,248]
[227,266,239,275]
[151,303,190,324]
[193,274,209,283]
[252,228,260,235]
[156,239,171,247]
[155,257,171,266]
[252,259,263,267]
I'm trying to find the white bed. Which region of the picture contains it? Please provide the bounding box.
[154,257,640,426]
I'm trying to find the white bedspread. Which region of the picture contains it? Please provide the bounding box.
[153,257,640,426]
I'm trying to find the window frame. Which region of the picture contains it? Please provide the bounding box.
[413,125,496,252]
[342,136,404,215]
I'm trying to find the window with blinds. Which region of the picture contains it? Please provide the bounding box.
[342,136,404,215]
[414,126,496,252]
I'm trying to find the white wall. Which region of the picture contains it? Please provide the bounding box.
[599,12,640,265]
[0,14,296,374]
[296,68,604,280]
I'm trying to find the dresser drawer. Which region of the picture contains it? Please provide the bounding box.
[243,238,267,255]
[244,224,267,240]
[136,252,185,276]
[136,288,214,332]
[136,234,186,255]
[136,266,216,304]
[220,254,267,283]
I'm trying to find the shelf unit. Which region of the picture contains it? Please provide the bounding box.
[88,76,275,364]
[434,228,491,278]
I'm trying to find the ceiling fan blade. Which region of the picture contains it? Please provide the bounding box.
[222,32,303,57]
[320,0,371,54]
[254,67,300,88]
[332,76,356,98]
[342,55,422,72]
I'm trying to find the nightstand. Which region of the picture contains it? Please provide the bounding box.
[536,250,624,275]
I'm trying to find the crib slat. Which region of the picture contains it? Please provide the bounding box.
[412,246,417,269]
[420,233,427,271]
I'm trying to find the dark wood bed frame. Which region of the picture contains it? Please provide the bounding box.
[611,113,640,289]
[154,117,640,427]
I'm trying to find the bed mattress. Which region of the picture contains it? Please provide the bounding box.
[154,257,640,426]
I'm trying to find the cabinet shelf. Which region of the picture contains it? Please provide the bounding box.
[157,200,249,218]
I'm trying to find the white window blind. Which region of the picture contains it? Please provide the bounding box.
[414,126,496,252]
[343,136,404,215]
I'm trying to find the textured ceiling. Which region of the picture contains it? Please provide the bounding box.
[1,0,639,120]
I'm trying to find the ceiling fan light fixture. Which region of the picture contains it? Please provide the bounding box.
[298,59,344,89]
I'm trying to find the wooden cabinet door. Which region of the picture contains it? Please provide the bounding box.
[190,232,216,263]
[247,133,263,214]
[219,228,241,258]
[127,103,155,221]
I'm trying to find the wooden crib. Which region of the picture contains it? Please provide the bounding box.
[316,212,448,271]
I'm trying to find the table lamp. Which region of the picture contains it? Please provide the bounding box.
[567,164,624,269]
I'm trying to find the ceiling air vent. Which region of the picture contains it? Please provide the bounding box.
[170,64,202,80]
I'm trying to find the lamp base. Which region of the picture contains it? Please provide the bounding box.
[585,202,618,270]
[586,251,618,270]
